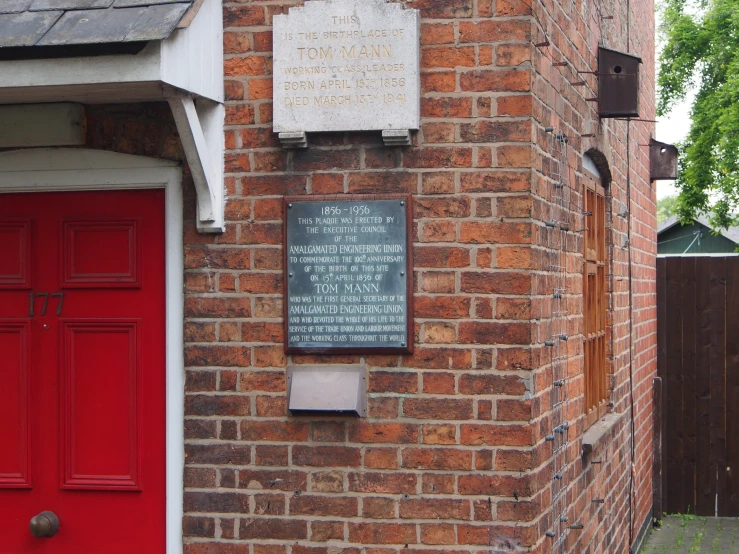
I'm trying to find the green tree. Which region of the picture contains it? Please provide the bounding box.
[657,195,679,222]
[658,0,739,230]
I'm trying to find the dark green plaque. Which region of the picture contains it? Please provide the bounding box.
[283,195,413,354]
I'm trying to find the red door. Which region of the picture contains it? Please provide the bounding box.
[0,190,166,553]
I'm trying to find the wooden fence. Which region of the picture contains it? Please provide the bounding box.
[657,256,739,516]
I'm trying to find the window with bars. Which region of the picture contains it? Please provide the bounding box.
[584,176,607,427]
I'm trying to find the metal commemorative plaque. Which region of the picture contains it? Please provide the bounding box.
[284,195,413,354]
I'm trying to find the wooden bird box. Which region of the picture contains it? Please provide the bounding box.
[598,47,642,118]
[650,139,679,180]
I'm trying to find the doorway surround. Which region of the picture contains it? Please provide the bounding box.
[0,147,185,554]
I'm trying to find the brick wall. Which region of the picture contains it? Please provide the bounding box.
[85,0,657,551]
[524,0,657,550]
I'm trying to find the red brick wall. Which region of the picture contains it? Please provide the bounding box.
[523,0,658,549]
[84,0,657,551]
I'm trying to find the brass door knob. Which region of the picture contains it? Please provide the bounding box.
[29,511,60,538]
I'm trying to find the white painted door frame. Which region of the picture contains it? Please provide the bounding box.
[0,147,185,554]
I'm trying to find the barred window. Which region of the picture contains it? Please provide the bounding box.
[583,166,607,427]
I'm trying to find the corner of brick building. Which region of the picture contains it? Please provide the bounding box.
[76,0,655,552]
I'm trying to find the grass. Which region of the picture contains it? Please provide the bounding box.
[639,513,739,554]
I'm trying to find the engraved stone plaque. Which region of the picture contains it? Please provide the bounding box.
[284,196,413,354]
[273,0,420,136]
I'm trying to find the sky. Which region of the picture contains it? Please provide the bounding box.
[655,95,692,200]
[654,4,693,201]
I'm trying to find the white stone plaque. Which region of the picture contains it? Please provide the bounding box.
[273,0,420,143]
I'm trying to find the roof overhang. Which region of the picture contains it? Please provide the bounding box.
[658,214,739,245]
[0,0,224,233]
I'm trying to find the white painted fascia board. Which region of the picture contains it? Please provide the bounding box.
[0,42,162,92]
[161,0,223,103]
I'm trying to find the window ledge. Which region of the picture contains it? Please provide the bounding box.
[582,411,627,456]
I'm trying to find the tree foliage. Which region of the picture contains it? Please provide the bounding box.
[657,195,679,222]
[658,0,739,229]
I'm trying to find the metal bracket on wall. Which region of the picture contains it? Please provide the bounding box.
[279,131,308,149]
[382,129,412,147]
[166,93,225,233]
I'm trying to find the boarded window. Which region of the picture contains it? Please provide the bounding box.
[584,177,607,426]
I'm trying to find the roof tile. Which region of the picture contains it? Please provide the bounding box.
[0,1,33,15]
[124,3,190,41]
[37,7,145,45]
[0,10,61,47]
[0,0,193,47]
[114,0,187,6]
[29,0,114,11]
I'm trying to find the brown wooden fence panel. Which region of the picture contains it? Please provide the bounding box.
[710,257,727,516]
[695,258,712,516]
[726,257,739,514]
[657,256,738,516]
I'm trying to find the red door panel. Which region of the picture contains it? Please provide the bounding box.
[61,218,141,288]
[0,219,31,288]
[0,321,30,488]
[0,190,165,554]
[61,320,141,491]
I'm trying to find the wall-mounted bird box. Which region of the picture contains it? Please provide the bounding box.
[598,47,642,118]
[650,139,679,180]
